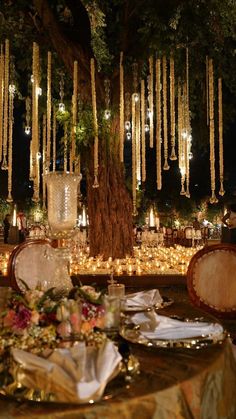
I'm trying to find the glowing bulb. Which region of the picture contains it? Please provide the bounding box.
[133,93,139,102]
[147,108,152,118]
[145,124,149,132]
[126,132,131,140]
[188,152,193,159]
[9,84,16,94]
[36,87,42,96]
[37,152,42,159]
[182,130,187,139]
[125,121,131,130]
[31,75,34,83]
[58,103,65,113]
[180,167,186,176]
[104,109,111,120]
[25,126,31,135]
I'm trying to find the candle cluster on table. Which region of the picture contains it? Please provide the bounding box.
[70,245,202,276]
[0,252,10,276]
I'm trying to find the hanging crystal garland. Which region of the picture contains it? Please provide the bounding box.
[70,60,78,172]
[178,82,186,195]
[208,58,218,204]
[6,83,15,202]
[131,93,137,215]
[148,56,154,148]
[119,52,124,162]
[125,92,131,140]
[169,55,177,160]
[135,91,141,186]
[218,77,225,196]
[90,58,99,188]
[32,42,40,203]
[0,44,4,163]
[155,58,162,190]
[104,78,111,120]
[52,106,56,171]
[206,56,209,126]
[42,114,47,209]
[2,39,9,170]
[141,79,146,182]
[25,97,31,135]
[64,121,68,172]
[58,71,65,113]
[162,56,169,170]
[46,51,52,172]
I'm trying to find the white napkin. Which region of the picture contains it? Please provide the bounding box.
[131,311,224,340]
[11,340,122,403]
[123,289,163,310]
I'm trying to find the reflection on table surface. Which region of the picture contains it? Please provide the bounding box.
[0,300,235,419]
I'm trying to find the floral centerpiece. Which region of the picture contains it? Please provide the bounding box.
[0,283,107,357]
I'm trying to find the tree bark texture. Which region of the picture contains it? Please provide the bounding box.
[87,122,134,260]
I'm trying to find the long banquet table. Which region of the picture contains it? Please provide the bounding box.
[0,298,235,419]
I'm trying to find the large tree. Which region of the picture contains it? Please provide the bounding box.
[0,0,236,257]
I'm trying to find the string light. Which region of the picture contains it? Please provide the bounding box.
[141,79,146,182]
[70,60,78,172]
[148,56,154,148]
[119,52,124,162]
[6,80,15,202]
[90,58,99,188]
[208,58,218,204]
[2,39,9,171]
[218,77,225,196]
[170,55,177,160]
[0,44,4,163]
[46,51,51,172]
[155,58,162,190]
[162,56,169,170]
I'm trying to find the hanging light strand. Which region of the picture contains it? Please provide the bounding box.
[2,39,9,170]
[141,79,146,182]
[90,58,99,188]
[119,52,125,162]
[148,56,154,148]
[46,51,52,172]
[218,77,225,196]
[52,106,56,171]
[162,56,169,170]
[170,55,177,160]
[136,94,141,185]
[6,83,15,202]
[0,44,4,163]
[32,42,40,202]
[70,60,78,172]
[206,56,209,126]
[155,58,162,190]
[208,58,218,204]
[64,121,68,172]
[42,114,47,208]
[132,93,137,215]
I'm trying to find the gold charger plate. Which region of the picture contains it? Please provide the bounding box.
[119,323,227,349]
[122,295,173,313]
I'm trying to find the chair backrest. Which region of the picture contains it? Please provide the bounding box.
[187,244,236,318]
[184,226,193,239]
[7,239,68,292]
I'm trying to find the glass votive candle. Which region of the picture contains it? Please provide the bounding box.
[108,283,125,298]
[103,295,120,329]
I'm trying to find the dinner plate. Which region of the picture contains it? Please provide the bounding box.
[119,322,227,349]
[122,295,173,312]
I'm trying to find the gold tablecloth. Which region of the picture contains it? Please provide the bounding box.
[0,305,236,418]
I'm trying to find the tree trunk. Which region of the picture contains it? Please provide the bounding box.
[87,121,134,260]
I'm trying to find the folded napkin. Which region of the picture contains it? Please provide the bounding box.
[11,340,122,403]
[123,289,163,311]
[131,311,224,340]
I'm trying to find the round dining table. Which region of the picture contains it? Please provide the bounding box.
[0,300,235,419]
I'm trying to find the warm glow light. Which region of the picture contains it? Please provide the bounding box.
[12,205,17,226]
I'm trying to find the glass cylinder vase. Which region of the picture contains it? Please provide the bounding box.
[46,172,81,239]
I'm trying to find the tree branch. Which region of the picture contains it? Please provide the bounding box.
[33,0,91,80]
